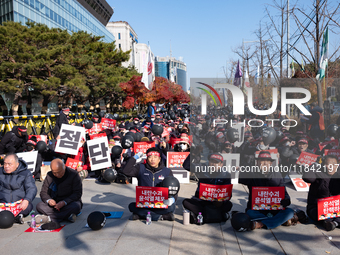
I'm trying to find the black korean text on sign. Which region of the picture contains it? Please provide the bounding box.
[59,130,81,150]
[89,142,109,165]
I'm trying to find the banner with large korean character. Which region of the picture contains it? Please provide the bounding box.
[221,153,240,184]
[0,199,23,217]
[16,151,38,174]
[166,152,190,184]
[101,118,116,130]
[65,158,83,170]
[290,174,310,192]
[324,149,340,161]
[55,124,86,155]
[318,195,340,220]
[296,151,318,166]
[251,186,285,210]
[136,186,169,209]
[233,123,245,147]
[87,136,111,171]
[199,183,233,201]
[86,123,102,135]
[133,141,155,157]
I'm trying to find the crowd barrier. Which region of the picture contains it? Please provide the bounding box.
[0,113,93,140]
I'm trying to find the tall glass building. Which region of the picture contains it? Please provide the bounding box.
[155,56,187,91]
[0,0,115,43]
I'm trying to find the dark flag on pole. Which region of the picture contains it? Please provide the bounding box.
[233,60,242,87]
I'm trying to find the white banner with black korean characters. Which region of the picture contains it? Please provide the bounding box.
[87,137,112,170]
[232,123,245,148]
[17,151,38,174]
[221,153,240,184]
[55,124,86,155]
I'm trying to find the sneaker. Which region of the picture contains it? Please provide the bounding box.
[35,214,51,224]
[14,214,24,224]
[67,213,77,223]
[129,213,140,221]
[323,221,337,231]
[250,221,264,230]
[160,212,175,221]
[41,222,61,230]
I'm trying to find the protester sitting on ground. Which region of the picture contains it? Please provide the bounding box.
[0,126,28,154]
[303,155,340,231]
[36,158,82,224]
[182,153,233,224]
[0,153,37,224]
[239,151,301,230]
[122,147,176,221]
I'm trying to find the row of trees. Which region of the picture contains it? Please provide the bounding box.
[120,76,190,110]
[0,21,189,116]
[225,0,340,107]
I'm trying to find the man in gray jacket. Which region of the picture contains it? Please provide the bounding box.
[0,153,37,224]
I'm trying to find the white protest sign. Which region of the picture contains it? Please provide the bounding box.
[221,153,240,184]
[87,137,111,170]
[232,124,245,147]
[55,124,85,155]
[17,151,38,174]
[290,174,310,192]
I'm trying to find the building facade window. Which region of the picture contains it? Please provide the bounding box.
[118,32,120,39]
[2,0,115,43]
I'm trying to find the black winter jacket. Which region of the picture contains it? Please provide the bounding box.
[303,165,340,211]
[40,167,82,206]
[0,126,28,154]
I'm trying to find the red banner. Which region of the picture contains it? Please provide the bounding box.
[89,133,107,140]
[136,186,168,209]
[324,149,340,161]
[133,141,155,155]
[161,128,170,138]
[318,195,340,220]
[101,118,116,130]
[319,140,339,151]
[199,183,233,201]
[86,123,102,135]
[28,135,48,144]
[296,151,318,166]
[65,158,82,170]
[0,199,23,217]
[166,152,190,168]
[169,137,181,148]
[252,186,285,210]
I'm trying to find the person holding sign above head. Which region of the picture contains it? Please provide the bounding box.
[53,108,71,139]
[303,155,340,231]
[182,153,233,224]
[36,158,82,224]
[0,153,37,224]
[239,151,299,230]
[122,147,177,221]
